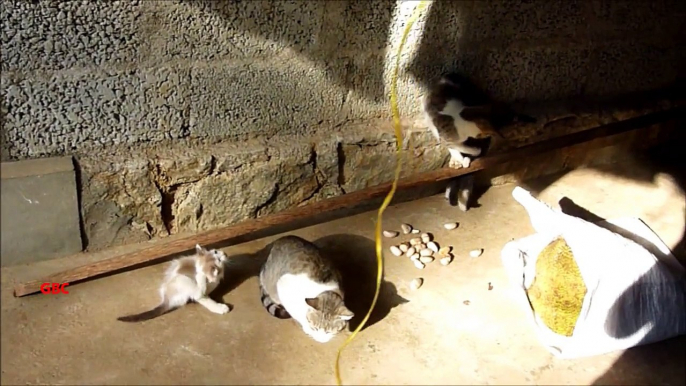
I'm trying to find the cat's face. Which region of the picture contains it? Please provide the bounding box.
[303,292,354,343]
[195,244,228,282]
[209,248,228,264]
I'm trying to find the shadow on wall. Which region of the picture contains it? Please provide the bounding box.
[181,0,396,104]
[520,132,686,264]
[314,234,409,332]
[408,0,590,101]
[187,0,686,111]
[407,0,686,104]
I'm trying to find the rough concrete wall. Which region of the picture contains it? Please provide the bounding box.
[406,1,686,102]
[1,0,684,251]
[2,0,685,160]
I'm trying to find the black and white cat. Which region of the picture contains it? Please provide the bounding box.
[423,73,535,169]
[423,73,535,209]
[445,174,475,212]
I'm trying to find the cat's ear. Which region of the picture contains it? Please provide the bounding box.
[338,306,354,321]
[305,297,320,311]
[195,244,204,254]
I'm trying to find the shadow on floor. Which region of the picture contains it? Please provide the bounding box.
[590,335,686,385]
[519,132,686,264]
[314,234,409,332]
[520,171,686,385]
[211,234,408,333]
[211,248,269,304]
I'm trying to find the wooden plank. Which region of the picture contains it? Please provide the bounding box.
[13,107,684,297]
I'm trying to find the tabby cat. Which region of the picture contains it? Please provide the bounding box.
[259,235,354,343]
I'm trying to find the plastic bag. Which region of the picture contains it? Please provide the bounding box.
[500,186,686,359]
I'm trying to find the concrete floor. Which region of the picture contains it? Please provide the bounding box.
[2,158,685,385]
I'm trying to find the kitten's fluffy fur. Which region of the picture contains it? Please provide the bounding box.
[423,73,534,169]
[117,244,230,322]
[259,236,354,343]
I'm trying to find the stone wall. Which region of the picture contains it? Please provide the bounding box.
[2,0,685,251]
[76,124,448,250]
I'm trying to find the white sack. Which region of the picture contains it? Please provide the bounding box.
[501,186,686,359]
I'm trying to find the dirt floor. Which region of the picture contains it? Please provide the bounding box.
[2,155,685,385]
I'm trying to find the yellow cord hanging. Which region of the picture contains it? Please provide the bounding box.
[334,2,430,384]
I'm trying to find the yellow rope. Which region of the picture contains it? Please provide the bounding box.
[334,2,429,384]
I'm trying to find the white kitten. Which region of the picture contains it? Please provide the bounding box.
[118,244,230,322]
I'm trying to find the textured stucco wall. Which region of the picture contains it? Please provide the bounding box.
[1,0,684,252]
[2,0,685,160]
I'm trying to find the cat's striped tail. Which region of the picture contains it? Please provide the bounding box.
[259,284,291,319]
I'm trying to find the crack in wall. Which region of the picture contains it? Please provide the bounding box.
[336,142,347,193]
[159,184,179,235]
[255,183,280,218]
[150,163,176,235]
[147,155,217,235]
[298,145,325,204]
[207,155,217,175]
[149,166,172,235]
[196,203,204,222]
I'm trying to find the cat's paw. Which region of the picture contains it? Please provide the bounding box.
[213,303,231,315]
[460,157,472,168]
[448,158,464,169]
